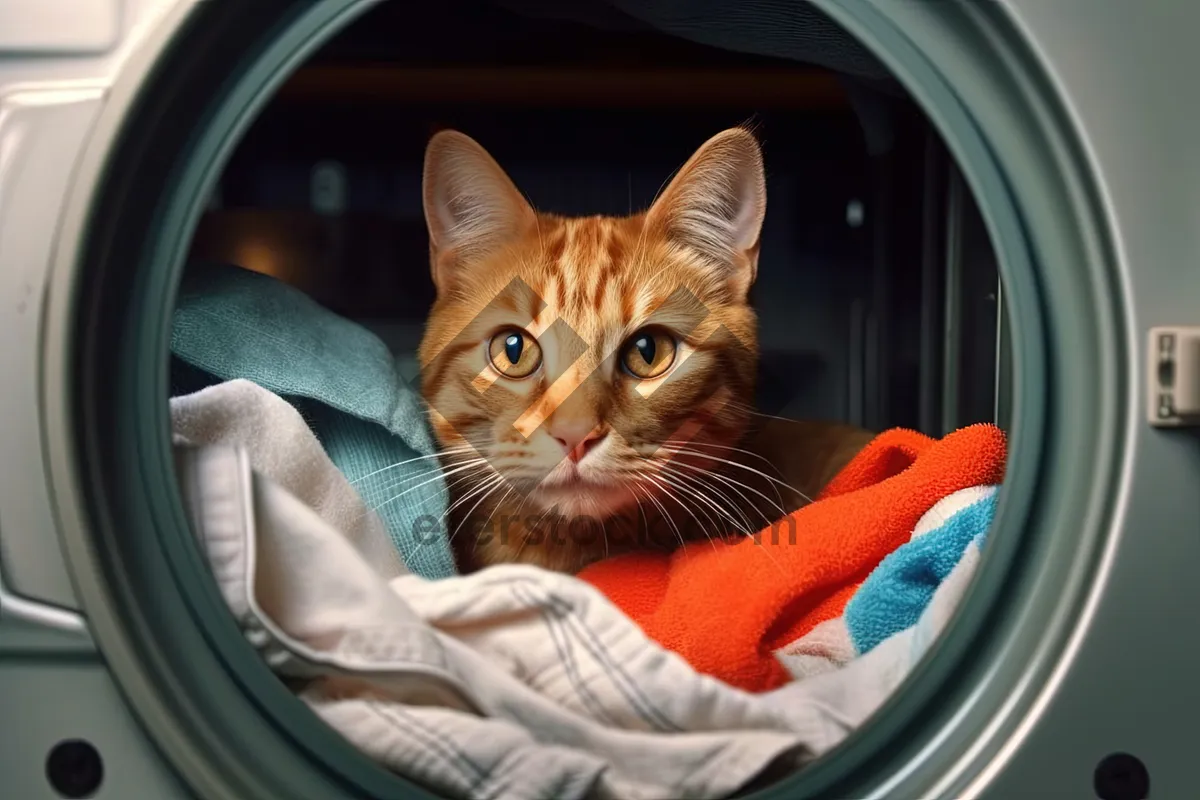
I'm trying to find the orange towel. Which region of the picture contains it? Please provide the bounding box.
[579,424,1007,692]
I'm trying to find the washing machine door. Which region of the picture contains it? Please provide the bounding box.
[1,0,1197,798]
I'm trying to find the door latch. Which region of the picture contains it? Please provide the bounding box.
[1148,326,1200,427]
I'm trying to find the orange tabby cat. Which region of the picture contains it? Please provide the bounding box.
[418,127,872,573]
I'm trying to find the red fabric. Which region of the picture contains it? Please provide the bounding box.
[579,424,1007,692]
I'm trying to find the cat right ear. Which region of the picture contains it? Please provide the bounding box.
[644,127,766,298]
[422,130,536,291]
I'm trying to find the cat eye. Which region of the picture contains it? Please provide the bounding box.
[488,328,542,378]
[621,328,677,379]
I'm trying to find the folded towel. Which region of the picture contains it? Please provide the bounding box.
[170,379,408,579]
[170,263,456,579]
[844,484,998,653]
[775,485,998,679]
[578,425,1007,692]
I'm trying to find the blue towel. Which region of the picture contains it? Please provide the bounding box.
[170,263,457,579]
[844,485,998,654]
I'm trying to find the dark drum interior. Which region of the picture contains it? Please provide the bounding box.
[185,0,1010,437]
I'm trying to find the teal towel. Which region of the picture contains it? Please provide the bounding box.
[844,485,998,653]
[170,263,457,579]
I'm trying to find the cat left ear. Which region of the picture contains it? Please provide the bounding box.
[422,130,536,291]
[645,127,766,297]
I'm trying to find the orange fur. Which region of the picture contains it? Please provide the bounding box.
[418,128,867,573]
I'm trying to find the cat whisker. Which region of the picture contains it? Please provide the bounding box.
[484,485,516,540]
[667,468,789,573]
[349,446,478,486]
[357,465,452,500]
[409,478,511,562]
[626,482,661,553]
[656,446,816,507]
[658,438,786,476]
[651,467,738,541]
[633,477,688,552]
[533,212,546,262]
[641,473,718,553]
[654,471,748,541]
[657,439,789,509]
[366,459,490,518]
[660,467,787,576]
[446,473,510,548]
[442,471,507,519]
[657,463,765,535]
[745,408,812,426]
[631,487,650,541]
[362,459,487,502]
[507,479,538,523]
[646,472,722,547]
[403,467,490,515]
[658,457,790,521]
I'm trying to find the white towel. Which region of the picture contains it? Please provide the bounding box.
[171,379,407,579]
[170,380,980,800]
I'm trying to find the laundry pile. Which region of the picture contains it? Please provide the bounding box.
[169,264,1006,799]
[580,424,1005,692]
[171,262,458,579]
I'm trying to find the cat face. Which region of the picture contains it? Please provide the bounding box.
[418,128,766,544]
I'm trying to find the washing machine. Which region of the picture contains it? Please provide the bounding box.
[1,0,1197,798]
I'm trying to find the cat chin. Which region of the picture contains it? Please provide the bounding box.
[528,481,636,520]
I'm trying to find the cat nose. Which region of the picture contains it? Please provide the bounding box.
[550,420,608,463]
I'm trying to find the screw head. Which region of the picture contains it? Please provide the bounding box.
[45,739,104,799]
[1094,752,1149,800]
